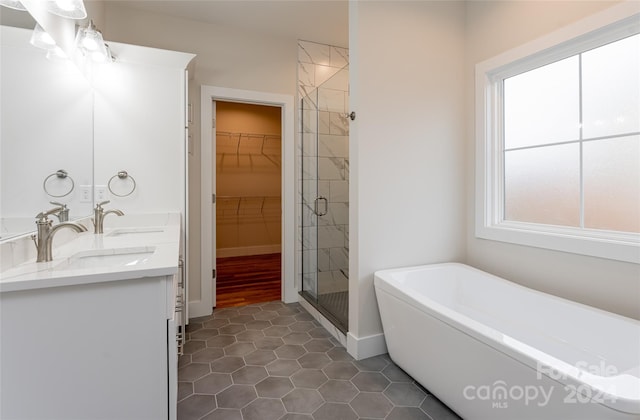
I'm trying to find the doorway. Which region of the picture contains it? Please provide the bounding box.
[197,86,296,319]
[215,101,282,307]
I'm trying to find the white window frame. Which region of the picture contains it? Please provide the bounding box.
[475,2,640,264]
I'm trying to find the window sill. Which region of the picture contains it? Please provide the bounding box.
[475,221,640,264]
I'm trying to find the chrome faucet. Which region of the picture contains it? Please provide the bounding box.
[49,201,69,222]
[31,207,88,262]
[93,200,124,234]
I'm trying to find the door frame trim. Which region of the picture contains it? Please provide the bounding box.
[194,85,296,317]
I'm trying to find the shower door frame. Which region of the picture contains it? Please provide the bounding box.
[300,79,350,333]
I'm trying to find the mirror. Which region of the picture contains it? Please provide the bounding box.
[0,24,94,241]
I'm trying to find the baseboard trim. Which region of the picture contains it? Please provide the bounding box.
[217,245,281,258]
[347,331,388,360]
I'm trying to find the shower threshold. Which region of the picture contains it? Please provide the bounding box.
[299,290,348,333]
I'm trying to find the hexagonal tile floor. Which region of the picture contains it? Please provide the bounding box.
[178,301,462,420]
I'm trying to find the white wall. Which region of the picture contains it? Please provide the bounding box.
[101,3,298,305]
[465,1,640,321]
[92,46,192,215]
[348,1,467,357]
[102,5,297,94]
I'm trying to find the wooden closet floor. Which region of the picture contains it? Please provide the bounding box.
[215,253,281,308]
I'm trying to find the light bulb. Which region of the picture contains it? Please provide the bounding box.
[54,0,76,11]
[47,0,87,19]
[30,24,57,51]
[82,36,99,51]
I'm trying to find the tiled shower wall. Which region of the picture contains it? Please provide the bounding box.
[297,40,349,297]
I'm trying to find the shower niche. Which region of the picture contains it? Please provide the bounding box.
[298,40,349,332]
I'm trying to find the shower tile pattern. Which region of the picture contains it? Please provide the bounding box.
[177,301,462,420]
[298,40,349,299]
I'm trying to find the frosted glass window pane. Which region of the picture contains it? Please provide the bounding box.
[504,57,580,149]
[583,34,640,138]
[504,144,580,226]
[584,135,640,233]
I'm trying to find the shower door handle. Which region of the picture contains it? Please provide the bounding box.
[314,196,328,216]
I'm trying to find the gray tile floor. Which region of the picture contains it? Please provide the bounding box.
[178,301,462,420]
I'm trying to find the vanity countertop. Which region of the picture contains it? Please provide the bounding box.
[0,213,181,293]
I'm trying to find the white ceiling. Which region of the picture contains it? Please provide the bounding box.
[116,0,349,47]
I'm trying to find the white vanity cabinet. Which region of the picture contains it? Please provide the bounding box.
[0,214,183,419]
[0,273,178,420]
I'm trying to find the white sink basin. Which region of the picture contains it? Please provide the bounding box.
[53,247,156,271]
[106,227,165,237]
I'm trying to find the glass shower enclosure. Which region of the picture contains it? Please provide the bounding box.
[300,66,349,332]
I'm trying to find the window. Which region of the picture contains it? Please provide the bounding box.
[476,5,640,263]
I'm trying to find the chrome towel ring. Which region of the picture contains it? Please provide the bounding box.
[108,170,137,197]
[43,169,74,197]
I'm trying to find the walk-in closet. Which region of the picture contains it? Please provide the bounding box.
[215,101,282,307]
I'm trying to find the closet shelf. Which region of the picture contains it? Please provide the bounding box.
[217,131,281,155]
[217,195,281,217]
[216,131,281,169]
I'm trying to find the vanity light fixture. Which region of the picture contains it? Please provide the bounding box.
[74,20,113,63]
[29,23,68,60]
[46,0,87,19]
[29,23,57,50]
[0,0,26,11]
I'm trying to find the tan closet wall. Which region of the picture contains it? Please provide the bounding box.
[216,101,282,257]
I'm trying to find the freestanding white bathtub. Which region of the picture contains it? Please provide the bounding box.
[374,263,640,420]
